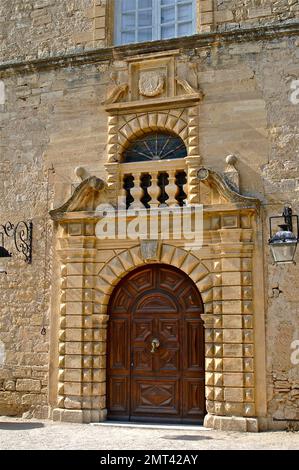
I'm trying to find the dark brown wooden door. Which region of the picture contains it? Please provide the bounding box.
[107,264,205,423]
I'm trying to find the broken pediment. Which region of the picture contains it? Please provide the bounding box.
[197,167,260,208]
[50,176,106,221]
[49,166,260,223]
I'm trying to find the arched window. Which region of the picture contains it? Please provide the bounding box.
[115,0,196,46]
[122,131,187,163]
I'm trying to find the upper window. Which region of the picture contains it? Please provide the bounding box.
[123,132,187,162]
[115,0,196,46]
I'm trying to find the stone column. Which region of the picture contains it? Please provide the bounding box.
[52,221,106,423]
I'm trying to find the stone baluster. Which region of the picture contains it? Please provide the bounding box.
[148,171,160,208]
[128,172,144,210]
[119,176,128,210]
[166,169,178,207]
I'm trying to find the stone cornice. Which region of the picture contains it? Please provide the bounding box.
[1,21,299,76]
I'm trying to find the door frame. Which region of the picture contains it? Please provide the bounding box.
[106,263,206,423]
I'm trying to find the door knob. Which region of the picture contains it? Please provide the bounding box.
[150,338,160,353]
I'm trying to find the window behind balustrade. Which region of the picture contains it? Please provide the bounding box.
[122,131,187,163]
[122,132,188,208]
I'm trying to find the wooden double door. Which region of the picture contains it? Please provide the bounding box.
[107,264,205,423]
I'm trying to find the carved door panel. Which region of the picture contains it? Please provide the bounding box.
[107,264,205,423]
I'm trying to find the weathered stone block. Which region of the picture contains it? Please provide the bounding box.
[224,387,244,402]
[223,373,244,387]
[64,382,82,396]
[223,358,243,372]
[223,344,243,357]
[223,329,243,343]
[16,379,41,392]
[222,286,242,300]
[222,315,242,329]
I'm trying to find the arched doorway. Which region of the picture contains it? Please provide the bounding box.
[107,264,205,423]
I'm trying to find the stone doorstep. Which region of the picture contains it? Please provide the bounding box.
[204,413,259,432]
[90,422,209,432]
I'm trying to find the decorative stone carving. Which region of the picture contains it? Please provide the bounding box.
[196,167,260,207]
[50,176,106,218]
[102,83,128,105]
[197,167,209,181]
[75,166,90,181]
[224,154,240,192]
[139,71,165,97]
[140,240,161,262]
[176,77,204,99]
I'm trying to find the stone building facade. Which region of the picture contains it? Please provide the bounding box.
[0,0,299,431]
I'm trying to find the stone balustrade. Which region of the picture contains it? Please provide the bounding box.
[120,159,188,210]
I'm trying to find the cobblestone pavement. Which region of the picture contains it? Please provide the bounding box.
[0,417,298,450]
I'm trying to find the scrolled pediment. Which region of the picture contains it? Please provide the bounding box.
[197,167,260,208]
[49,165,260,223]
[50,176,106,221]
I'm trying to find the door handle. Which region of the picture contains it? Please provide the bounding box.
[150,338,160,353]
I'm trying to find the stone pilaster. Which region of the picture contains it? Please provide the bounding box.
[203,227,258,432]
[52,222,106,423]
[185,155,202,205]
[185,106,201,204]
[105,162,121,205]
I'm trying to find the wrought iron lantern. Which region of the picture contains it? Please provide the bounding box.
[0,221,33,274]
[268,207,299,264]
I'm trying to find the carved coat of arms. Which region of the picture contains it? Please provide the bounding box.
[139,71,165,97]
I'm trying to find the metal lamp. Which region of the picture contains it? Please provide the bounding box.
[269,207,299,264]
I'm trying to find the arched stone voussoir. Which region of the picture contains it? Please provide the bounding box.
[95,277,112,295]
[96,244,211,317]
[160,244,176,264]
[99,265,118,284]
[96,246,144,301]
[117,250,136,271]
[180,253,201,275]
[189,263,210,283]
[196,274,213,293]
[118,112,189,159]
[129,245,144,266]
[201,289,213,304]
[171,247,189,268]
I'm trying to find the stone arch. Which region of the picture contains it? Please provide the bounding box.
[106,262,207,421]
[116,111,189,162]
[95,243,212,316]
[120,130,187,163]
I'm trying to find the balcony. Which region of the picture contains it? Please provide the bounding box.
[120,159,188,210]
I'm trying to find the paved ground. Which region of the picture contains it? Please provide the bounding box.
[0,417,298,450]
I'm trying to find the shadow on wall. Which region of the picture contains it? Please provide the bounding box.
[236,159,266,202]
